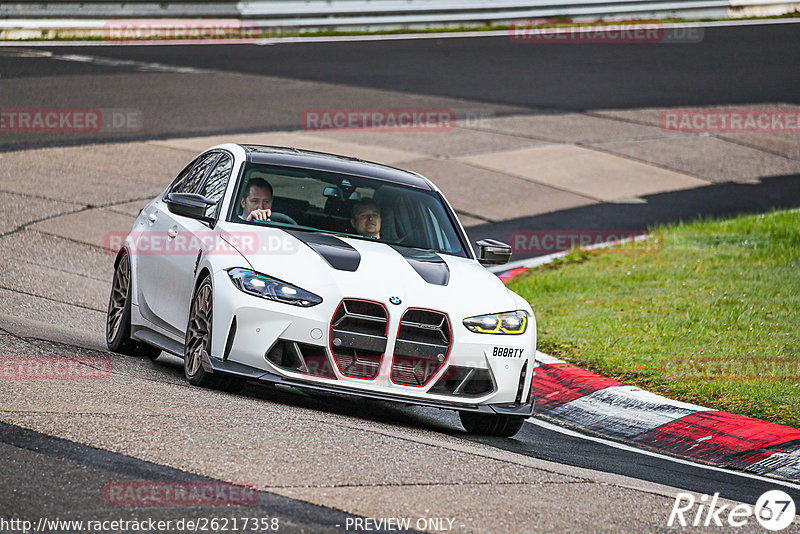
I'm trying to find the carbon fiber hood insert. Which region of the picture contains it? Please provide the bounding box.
[390,245,450,286]
[284,229,361,272]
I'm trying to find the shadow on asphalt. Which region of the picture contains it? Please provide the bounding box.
[151,353,800,507]
[19,337,798,510]
[152,353,464,435]
[0,421,391,533]
[467,173,800,258]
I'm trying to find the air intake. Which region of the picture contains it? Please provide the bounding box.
[329,299,388,379]
[515,361,529,404]
[266,340,336,379]
[391,308,451,386]
[429,366,496,397]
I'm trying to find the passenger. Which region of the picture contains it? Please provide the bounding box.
[240,177,273,222]
[351,199,381,239]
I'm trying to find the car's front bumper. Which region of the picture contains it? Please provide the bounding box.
[200,350,534,416]
[211,269,537,412]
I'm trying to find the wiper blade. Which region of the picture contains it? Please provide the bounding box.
[291,227,352,239]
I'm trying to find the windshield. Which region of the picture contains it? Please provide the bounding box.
[228,163,468,258]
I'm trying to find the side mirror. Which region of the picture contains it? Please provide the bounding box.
[165,193,217,224]
[476,239,512,266]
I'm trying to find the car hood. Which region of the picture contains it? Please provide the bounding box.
[226,225,521,316]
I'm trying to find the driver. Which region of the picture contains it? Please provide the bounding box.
[351,199,381,239]
[240,177,273,222]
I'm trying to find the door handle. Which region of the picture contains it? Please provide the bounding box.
[167,228,178,239]
[148,213,158,225]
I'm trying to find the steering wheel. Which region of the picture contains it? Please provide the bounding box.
[248,212,297,225]
[392,233,411,245]
[267,212,297,225]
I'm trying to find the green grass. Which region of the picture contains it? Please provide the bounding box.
[508,209,800,428]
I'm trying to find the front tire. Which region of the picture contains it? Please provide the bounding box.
[184,276,245,393]
[106,252,161,359]
[459,411,526,438]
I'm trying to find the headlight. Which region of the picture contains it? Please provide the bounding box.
[463,311,527,335]
[227,268,322,307]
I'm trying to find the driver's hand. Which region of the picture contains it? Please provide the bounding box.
[246,208,271,222]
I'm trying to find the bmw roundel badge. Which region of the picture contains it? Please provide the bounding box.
[389,296,402,305]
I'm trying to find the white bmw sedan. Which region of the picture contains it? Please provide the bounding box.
[106,144,536,437]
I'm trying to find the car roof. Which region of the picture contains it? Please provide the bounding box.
[240,144,434,191]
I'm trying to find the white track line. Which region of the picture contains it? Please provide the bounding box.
[527,417,800,491]
[0,18,798,46]
[0,48,212,74]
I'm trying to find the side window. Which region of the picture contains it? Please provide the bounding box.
[201,154,233,218]
[174,153,219,195]
[167,159,197,195]
[427,206,450,251]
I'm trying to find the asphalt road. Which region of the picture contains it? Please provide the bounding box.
[1,22,799,149]
[2,320,798,532]
[467,173,800,247]
[1,420,371,534]
[37,24,800,108]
